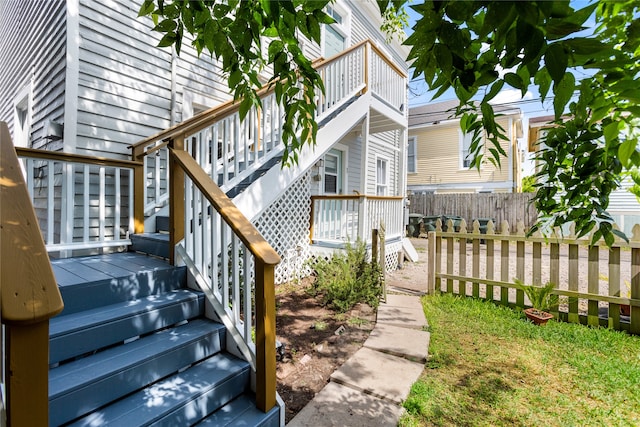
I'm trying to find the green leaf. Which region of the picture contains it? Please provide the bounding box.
[545,43,567,84]
[619,138,636,167]
[138,0,155,17]
[552,72,575,118]
[154,19,177,33]
[503,72,523,90]
[157,32,177,48]
[534,68,552,102]
[482,80,504,103]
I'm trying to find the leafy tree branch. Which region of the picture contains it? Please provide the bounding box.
[379,0,640,244]
[138,0,333,166]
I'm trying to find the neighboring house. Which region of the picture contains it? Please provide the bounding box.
[0,1,409,425]
[407,99,524,194]
[529,115,640,235]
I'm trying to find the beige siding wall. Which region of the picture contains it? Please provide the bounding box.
[408,117,514,188]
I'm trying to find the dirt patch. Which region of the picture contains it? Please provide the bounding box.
[275,277,377,423]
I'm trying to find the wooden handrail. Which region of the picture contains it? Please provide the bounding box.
[1,121,64,425]
[16,147,142,169]
[171,149,281,265]
[1,125,64,322]
[170,147,279,411]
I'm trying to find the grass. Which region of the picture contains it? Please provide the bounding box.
[399,294,640,427]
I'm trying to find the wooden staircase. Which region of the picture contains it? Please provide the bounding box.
[48,253,280,426]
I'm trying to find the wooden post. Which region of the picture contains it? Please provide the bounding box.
[427,231,436,294]
[169,137,185,265]
[132,145,145,234]
[630,225,640,334]
[255,260,277,412]
[446,220,454,294]
[6,323,50,426]
[379,221,386,302]
[1,122,64,425]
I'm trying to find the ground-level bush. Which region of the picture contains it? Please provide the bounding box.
[307,241,382,313]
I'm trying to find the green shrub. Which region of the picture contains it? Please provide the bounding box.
[308,241,382,312]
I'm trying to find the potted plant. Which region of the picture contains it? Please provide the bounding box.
[514,279,559,326]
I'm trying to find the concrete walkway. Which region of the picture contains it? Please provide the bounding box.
[287,294,430,426]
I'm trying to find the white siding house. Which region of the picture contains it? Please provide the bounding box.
[1,0,409,278]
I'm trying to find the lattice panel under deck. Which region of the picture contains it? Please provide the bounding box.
[254,172,312,284]
[384,241,402,273]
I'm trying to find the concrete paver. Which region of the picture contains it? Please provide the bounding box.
[330,347,424,404]
[364,322,430,363]
[286,382,403,427]
[377,300,427,329]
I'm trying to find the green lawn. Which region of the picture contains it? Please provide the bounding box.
[400,294,640,427]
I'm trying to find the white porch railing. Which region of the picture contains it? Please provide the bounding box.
[130,40,406,221]
[369,44,407,111]
[16,148,140,254]
[310,195,404,244]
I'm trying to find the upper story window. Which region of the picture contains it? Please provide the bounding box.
[408,136,417,173]
[460,131,473,169]
[323,3,350,58]
[376,157,388,196]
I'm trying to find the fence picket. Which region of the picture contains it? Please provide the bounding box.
[485,221,495,301]
[550,243,560,318]
[515,222,525,307]
[609,246,621,329]
[446,220,454,293]
[631,225,640,334]
[588,246,600,327]
[458,219,467,296]
[500,221,510,305]
[472,220,480,298]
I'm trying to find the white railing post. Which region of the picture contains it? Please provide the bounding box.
[358,195,367,242]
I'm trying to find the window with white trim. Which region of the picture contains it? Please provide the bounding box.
[323,3,349,58]
[407,136,417,173]
[376,158,388,196]
[13,84,32,147]
[460,131,473,169]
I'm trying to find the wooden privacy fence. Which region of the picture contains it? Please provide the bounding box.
[410,193,537,231]
[427,219,640,334]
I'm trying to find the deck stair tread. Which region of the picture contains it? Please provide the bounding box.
[195,394,280,426]
[66,354,250,427]
[49,318,226,426]
[49,289,205,364]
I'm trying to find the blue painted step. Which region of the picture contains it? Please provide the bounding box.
[51,253,186,315]
[49,289,204,364]
[130,232,170,259]
[67,354,251,426]
[49,319,227,426]
[196,394,280,426]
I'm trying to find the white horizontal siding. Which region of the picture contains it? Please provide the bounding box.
[0,0,66,150]
[76,0,172,158]
[366,131,400,195]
